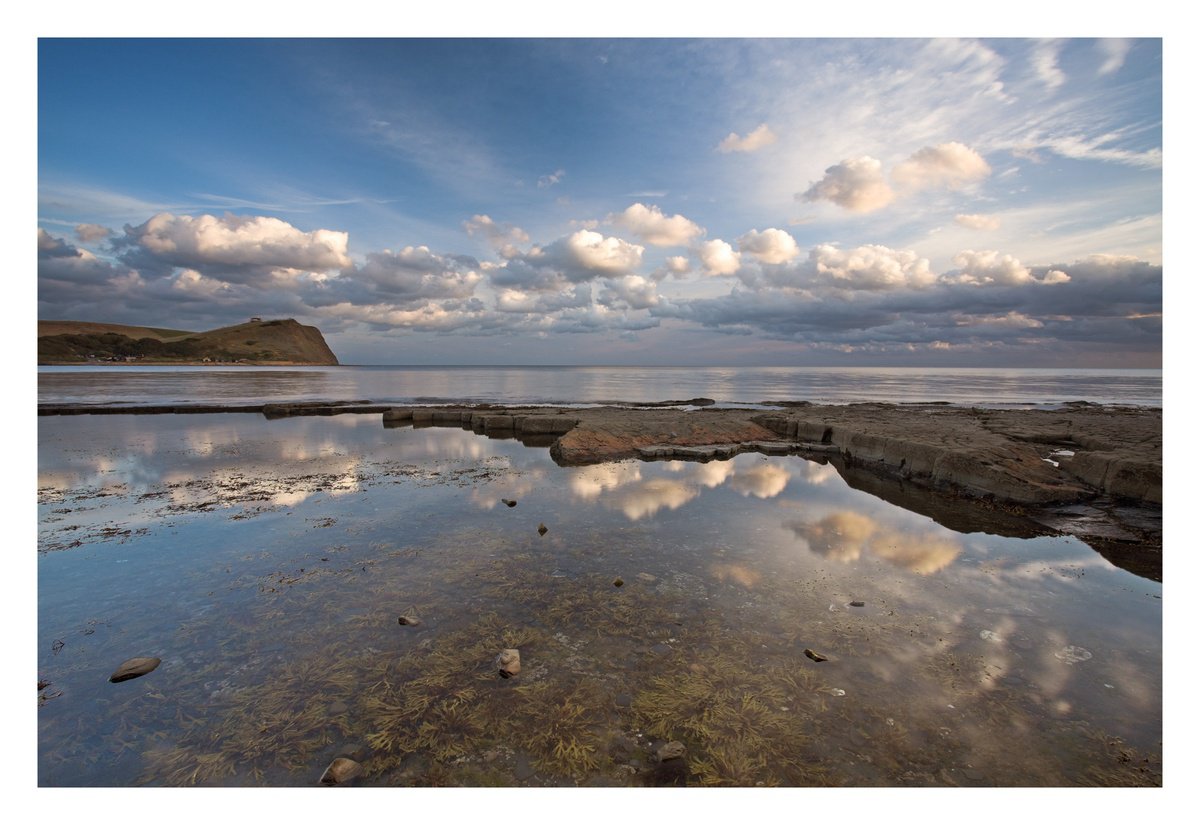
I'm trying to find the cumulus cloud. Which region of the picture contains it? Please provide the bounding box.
[945,250,1068,286]
[344,247,482,303]
[955,213,1000,231]
[116,212,351,280]
[609,203,704,247]
[463,214,529,257]
[665,255,692,276]
[600,274,660,310]
[717,123,777,153]
[737,228,799,265]
[892,142,991,191]
[807,243,936,291]
[38,228,125,286]
[698,239,741,276]
[75,223,112,243]
[490,230,644,292]
[800,156,895,213]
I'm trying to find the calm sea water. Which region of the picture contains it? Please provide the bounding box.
[37,365,1163,407]
[38,413,1162,787]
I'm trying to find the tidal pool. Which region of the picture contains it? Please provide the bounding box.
[37,413,1162,786]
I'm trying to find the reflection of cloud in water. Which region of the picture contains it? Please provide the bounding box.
[710,562,763,588]
[470,471,544,510]
[797,462,837,485]
[615,479,699,520]
[789,511,961,574]
[569,463,642,500]
[728,464,790,498]
[691,460,735,488]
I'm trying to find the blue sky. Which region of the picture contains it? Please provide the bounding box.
[37,36,1163,366]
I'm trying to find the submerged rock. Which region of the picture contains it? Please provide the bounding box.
[613,577,624,587]
[397,614,422,626]
[849,600,865,607]
[501,498,517,507]
[109,657,161,683]
[537,523,548,536]
[804,648,828,663]
[658,741,687,762]
[320,756,363,786]
[496,648,521,678]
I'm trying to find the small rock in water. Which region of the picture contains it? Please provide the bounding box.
[658,741,686,762]
[537,523,548,536]
[109,657,161,683]
[613,577,624,587]
[501,499,517,507]
[849,600,865,607]
[496,648,521,678]
[804,648,828,663]
[320,757,363,786]
[397,614,422,626]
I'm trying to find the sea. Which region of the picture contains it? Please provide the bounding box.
[37,365,1163,407]
[36,365,1164,787]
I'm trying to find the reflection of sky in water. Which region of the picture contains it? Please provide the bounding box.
[37,414,1161,786]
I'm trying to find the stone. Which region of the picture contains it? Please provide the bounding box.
[849,600,865,607]
[613,577,624,587]
[381,408,413,422]
[319,756,363,785]
[398,614,421,626]
[109,656,161,683]
[658,740,686,762]
[501,499,517,507]
[496,648,521,677]
[537,523,548,536]
[804,648,828,662]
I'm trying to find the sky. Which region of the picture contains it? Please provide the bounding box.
[36,36,1163,366]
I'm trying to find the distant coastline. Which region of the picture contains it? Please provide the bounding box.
[37,318,339,366]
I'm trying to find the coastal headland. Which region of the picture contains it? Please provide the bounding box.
[40,399,1162,578]
[37,318,339,365]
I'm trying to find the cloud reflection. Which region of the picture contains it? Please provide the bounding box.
[789,511,962,574]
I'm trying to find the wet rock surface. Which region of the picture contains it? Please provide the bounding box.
[109,656,161,683]
[320,756,363,785]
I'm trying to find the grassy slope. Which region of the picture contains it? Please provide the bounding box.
[37,319,340,365]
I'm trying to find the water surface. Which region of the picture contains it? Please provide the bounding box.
[38,414,1162,786]
[38,365,1163,408]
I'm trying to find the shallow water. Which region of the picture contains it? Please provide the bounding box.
[37,414,1162,787]
[38,364,1164,407]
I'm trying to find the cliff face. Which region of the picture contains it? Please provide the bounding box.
[38,318,339,365]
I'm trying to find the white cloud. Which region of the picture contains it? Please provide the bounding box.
[1032,39,1067,90]
[557,230,644,275]
[945,249,1070,287]
[892,142,991,191]
[537,168,566,188]
[665,255,692,275]
[1097,39,1133,76]
[75,223,111,243]
[463,214,529,257]
[698,239,741,276]
[122,212,351,272]
[809,243,936,291]
[800,156,895,213]
[717,123,777,153]
[955,213,1001,231]
[737,228,800,264]
[602,274,660,309]
[610,203,704,247]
